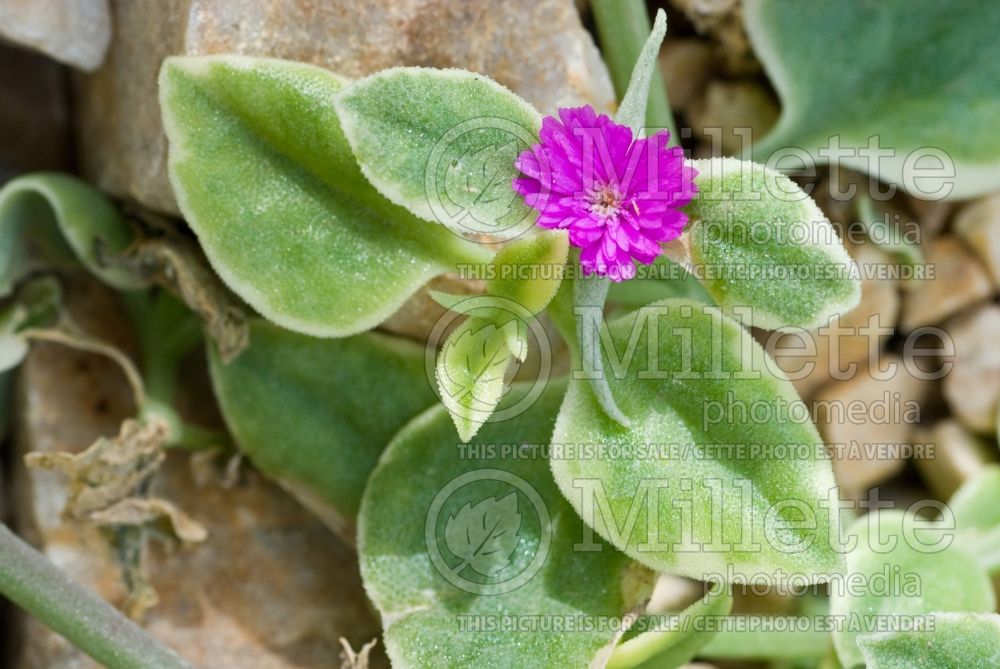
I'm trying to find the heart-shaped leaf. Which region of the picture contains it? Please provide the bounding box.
[358,380,649,669]
[207,318,437,536]
[830,511,996,668]
[436,316,516,442]
[685,158,860,330]
[0,173,143,294]
[550,298,843,581]
[745,0,1000,199]
[335,67,542,239]
[857,613,1000,669]
[159,56,491,337]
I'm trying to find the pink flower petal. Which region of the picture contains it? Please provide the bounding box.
[513,105,696,281]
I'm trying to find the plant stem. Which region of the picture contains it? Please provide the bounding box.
[139,398,228,451]
[575,272,631,427]
[698,616,830,660]
[607,589,733,669]
[0,523,196,669]
[121,289,228,450]
[591,0,678,140]
[120,289,202,409]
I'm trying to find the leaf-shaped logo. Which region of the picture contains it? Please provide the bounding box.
[439,318,513,410]
[443,138,520,228]
[444,492,522,577]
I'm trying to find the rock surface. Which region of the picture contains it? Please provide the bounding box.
[0,0,110,71]
[689,79,778,157]
[954,191,1000,288]
[9,276,383,669]
[812,354,931,498]
[942,305,1000,434]
[669,0,755,74]
[73,0,615,214]
[912,420,996,499]
[907,195,952,240]
[658,38,716,117]
[899,236,992,332]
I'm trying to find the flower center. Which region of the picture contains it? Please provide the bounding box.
[587,183,624,219]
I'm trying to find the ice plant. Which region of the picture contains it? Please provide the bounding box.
[513,105,696,281]
[3,0,994,666]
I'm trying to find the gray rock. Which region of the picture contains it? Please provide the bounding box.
[812,353,932,499]
[658,38,716,117]
[900,236,992,332]
[0,0,110,71]
[912,420,997,499]
[954,191,1000,288]
[73,0,615,214]
[942,305,1000,434]
[689,79,778,158]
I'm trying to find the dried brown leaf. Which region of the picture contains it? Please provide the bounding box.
[339,638,378,669]
[90,497,208,543]
[25,418,167,518]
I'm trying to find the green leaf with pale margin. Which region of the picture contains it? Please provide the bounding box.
[335,67,541,239]
[487,231,568,315]
[858,613,1000,669]
[0,173,142,294]
[609,589,733,669]
[502,316,529,362]
[436,316,515,442]
[948,465,1000,575]
[159,56,490,338]
[830,511,996,668]
[685,158,860,330]
[359,380,648,669]
[551,298,842,580]
[207,319,437,536]
[745,0,1000,200]
[614,9,667,133]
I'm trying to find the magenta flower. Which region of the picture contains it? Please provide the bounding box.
[513,105,696,281]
